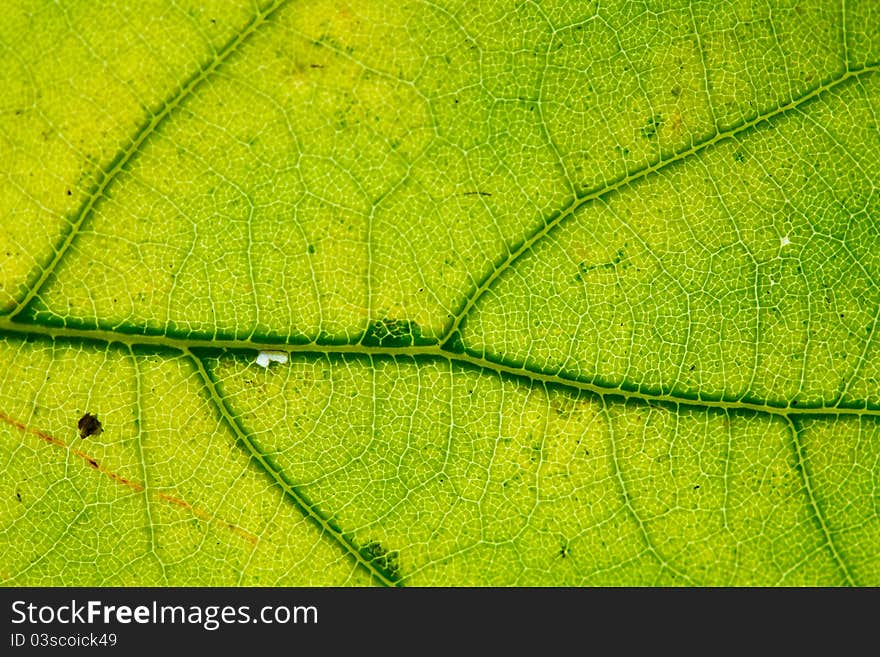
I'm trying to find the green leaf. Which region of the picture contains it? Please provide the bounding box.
[1,0,878,586]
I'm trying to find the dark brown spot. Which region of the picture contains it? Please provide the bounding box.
[88,458,98,468]
[77,413,103,439]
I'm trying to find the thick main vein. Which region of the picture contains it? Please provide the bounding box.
[439,63,880,345]
[7,0,290,320]
[1,318,878,418]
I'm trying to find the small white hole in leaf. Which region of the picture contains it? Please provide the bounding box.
[255,350,288,368]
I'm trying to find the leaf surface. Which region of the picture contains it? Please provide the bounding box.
[1,0,878,585]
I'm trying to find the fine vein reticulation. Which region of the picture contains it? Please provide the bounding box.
[1,1,877,586]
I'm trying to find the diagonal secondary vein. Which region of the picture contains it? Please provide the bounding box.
[7,0,290,320]
[440,63,880,344]
[187,351,402,587]
[784,415,856,584]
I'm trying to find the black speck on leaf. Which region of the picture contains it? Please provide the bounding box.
[77,412,103,439]
[361,540,401,580]
[640,114,663,139]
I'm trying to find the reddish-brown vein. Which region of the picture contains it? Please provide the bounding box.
[0,409,258,546]
[157,492,257,545]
